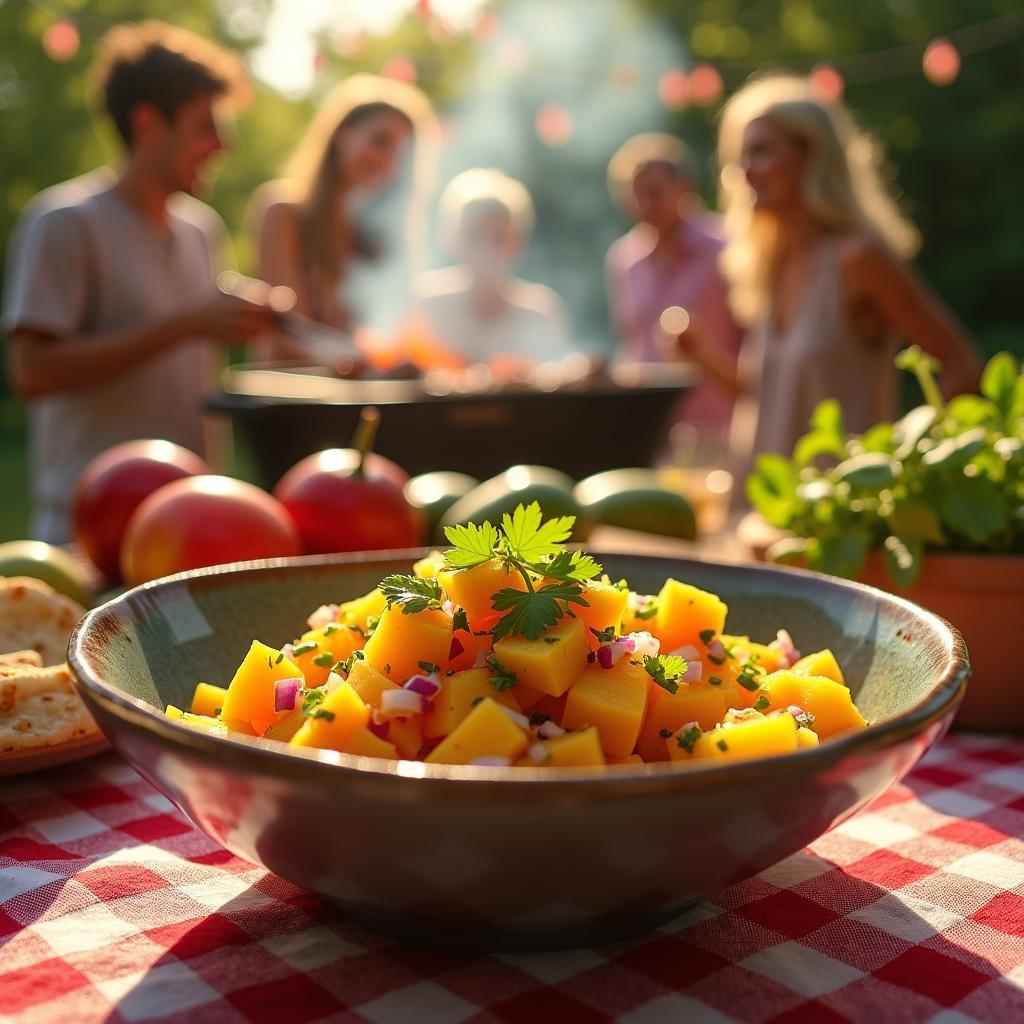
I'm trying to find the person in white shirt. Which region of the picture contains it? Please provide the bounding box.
[413,168,573,372]
[2,21,281,542]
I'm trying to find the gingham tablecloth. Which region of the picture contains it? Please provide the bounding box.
[1,733,1022,1024]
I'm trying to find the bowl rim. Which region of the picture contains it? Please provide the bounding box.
[68,549,970,790]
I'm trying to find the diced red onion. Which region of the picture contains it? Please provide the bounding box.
[403,672,441,698]
[368,718,390,740]
[498,704,530,729]
[707,638,727,661]
[669,645,700,660]
[449,636,465,660]
[379,688,428,718]
[629,631,661,658]
[273,677,303,712]
[470,756,510,767]
[787,705,805,718]
[683,660,703,683]
[596,636,634,669]
[769,629,801,667]
[473,647,493,668]
[307,603,339,631]
[537,720,564,739]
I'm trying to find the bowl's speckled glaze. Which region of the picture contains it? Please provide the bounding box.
[68,551,969,950]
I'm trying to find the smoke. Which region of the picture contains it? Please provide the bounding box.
[426,0,690,350]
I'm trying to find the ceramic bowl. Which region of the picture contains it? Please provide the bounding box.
[68,552,969,951]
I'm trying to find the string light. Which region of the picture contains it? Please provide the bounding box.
[535,103,573,146]
[41,18,79,61]
[657,69,689,109]
[809,62,845,102]
[689,64,723,105]
[923,38,961,86]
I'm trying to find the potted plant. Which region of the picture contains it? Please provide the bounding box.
[744,347,1023,731]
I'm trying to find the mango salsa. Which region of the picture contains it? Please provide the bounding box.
[168,502,868,771]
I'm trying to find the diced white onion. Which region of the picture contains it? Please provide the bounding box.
[537,720,565,739]
[307,603,339,631]
[683,660,703,683]
[629,631,661,658]
[470,756,510,767]
[378,688,427,719]
[669,645,700,660]
[497,704,530,730]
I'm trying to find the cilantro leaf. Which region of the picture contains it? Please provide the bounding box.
[538,549,603,583]
[501,502,575,564]
[443,520,501,568]
[590,625,617,644]
[379,574,444,614]
[490,581,586,642]
[644,654,689,694]
[676,723,702,754]
[451,607,469,632]
[302,689,326,717]
[486,654,518,690]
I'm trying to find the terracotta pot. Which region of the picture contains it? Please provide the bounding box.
[737,513,1024,733]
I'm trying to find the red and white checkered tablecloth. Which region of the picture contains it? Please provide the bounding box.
[1,732,1022,1024]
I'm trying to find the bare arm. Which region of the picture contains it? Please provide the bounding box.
[8,295,278,400]
[843,237,982,398]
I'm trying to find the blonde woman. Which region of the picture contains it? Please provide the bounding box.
[251,74,436,359]
[674,74,980,475]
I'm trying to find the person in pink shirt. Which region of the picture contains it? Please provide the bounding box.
[605,133,742,432]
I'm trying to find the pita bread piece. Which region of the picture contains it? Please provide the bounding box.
[0,576,86,666]
[0,663,101,753]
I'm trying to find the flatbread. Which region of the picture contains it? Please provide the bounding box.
[0,663,101,752]
[0,650,44,667]
[0,576,85,666]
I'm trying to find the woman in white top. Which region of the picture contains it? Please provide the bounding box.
[412,168,573,373]
[670,74,980,480]
[251,74,436,359]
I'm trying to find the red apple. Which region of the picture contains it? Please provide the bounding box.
[275,408,424,553]
[120,475,301,586]
[73,440,209,580]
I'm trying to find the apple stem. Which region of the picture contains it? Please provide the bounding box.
[352,406,380,477]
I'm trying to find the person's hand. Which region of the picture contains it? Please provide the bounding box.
[185,291,282,345]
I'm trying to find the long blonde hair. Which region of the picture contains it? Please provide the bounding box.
[718,74,919,324]
[282,73,437,282]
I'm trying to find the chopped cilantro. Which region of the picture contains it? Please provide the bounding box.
[451,607,470,632]
[659,728,672,739]
[708,654,726,666]
[753,692,770,711]
[544,636,561,644]
[347,623,366,637]
[470,696,484,707]
[309,709,335,722]
[379,574,444,614]
[214,707,222,717]
[302,690,326,716]
[708,675,722,686]
[313,651,335,668]
[266,655,273,668]
[716,738,729,752]
[529,712,551,725]
[643,654,689,694]
[612,578,629,591]
[736,656,764,692]
[291,640,318,657]
[365,615,380,633]
[275,651,285,664]
[486,654,518,691]
[590,625,617,644]
[339,649,364,675]
[324,622,341,635]
[418,660,440,674]
[699,628,716,646]
[384,663,392,675]
[634,601,658,621]
[676,724,702,754]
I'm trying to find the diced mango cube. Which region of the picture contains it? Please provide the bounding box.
[438,558,526,631]
[448,628,492,672]
[220,641,304,730]
[759,671,866,738]
[338,588,386,632]
[524,726,605,767]
[563,656,650,757]
[424,698,529,766]
[792,649,845,685]
[263,710,304,742]
[606,753,645,765]
[165,706,228,736]
[620,592,659,636]
[492,616,589,698]
[388,715,424,759]
[574,581,629,648]
[636,681,728,761]
[289,682,370,751]
[655,579,728,654]
[346,659,398,708]
[363,606,452,684]
[712,712,799,761]
[423,667,519,739]
[191,681,228,719]
[343,727,399,759]
[666,724,723,763]
[413,551,446,579]
[796,726,820,749]
[293,622,364,687]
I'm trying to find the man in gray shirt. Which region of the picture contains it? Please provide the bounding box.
[3,21,280,542]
